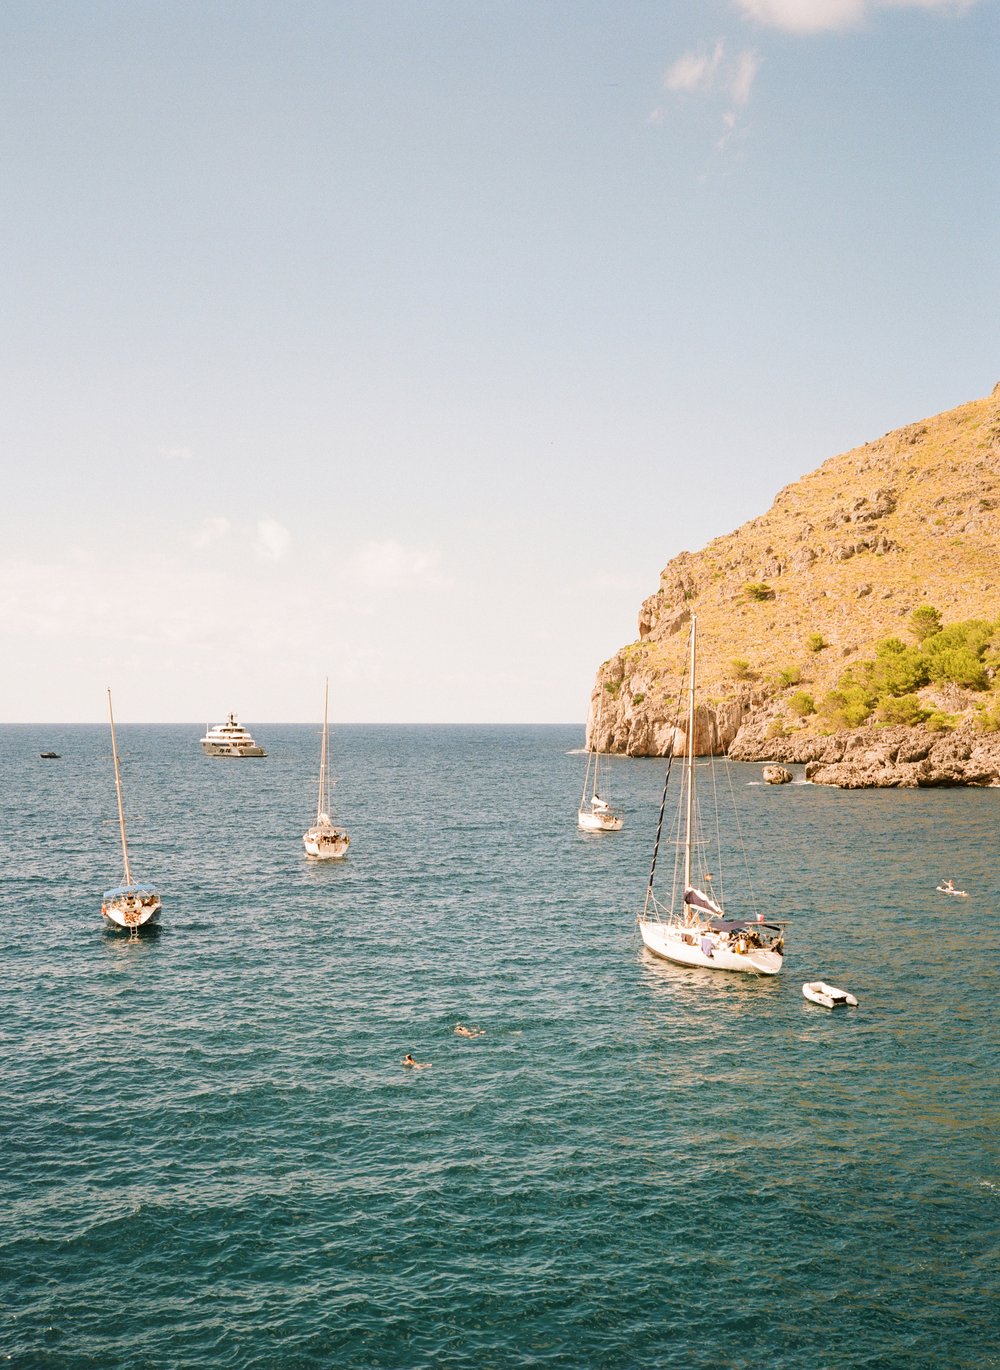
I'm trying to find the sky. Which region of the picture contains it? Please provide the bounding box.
[1,0,997,723]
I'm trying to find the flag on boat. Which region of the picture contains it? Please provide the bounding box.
[685,885,724,915]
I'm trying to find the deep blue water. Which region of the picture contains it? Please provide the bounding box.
[1,724,997,1369]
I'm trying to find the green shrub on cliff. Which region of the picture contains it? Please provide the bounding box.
[877,694,930,726]
[870,638,929,696]
[819,683,875,729]
[820,616,996,732]
[744,582,775,602]
[909,605,942,641]
[789,691,815,717]
[925,710,959,732]
[975,694,1000,733]
[922,620,993,690]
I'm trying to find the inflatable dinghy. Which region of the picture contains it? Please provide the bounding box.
[936,884,969,898]
[803,981,858,1009]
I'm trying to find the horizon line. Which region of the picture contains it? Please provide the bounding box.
[2,719,588,728]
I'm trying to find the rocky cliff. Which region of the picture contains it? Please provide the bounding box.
[588,383,1000,786]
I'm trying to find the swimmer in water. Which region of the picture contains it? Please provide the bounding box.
[454,1024,484,1038]
[402,1054,431,1069]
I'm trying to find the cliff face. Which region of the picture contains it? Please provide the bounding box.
[589,383,1000,780]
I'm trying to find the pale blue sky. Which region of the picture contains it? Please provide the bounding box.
[1,0,997,722]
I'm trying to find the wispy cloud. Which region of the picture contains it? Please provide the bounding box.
[733,0,979,32]
[159,445,193,461]
[348,540,447,592]
[190,517,231,549]
[657,40,760,149]
[254,518,291,562]
[730,49,761,105]
[664,41,725,94]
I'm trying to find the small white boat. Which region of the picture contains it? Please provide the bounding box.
[636,615,786,976]
[936,883,969,898]
[802,981,858,1009]
[200,713,266,757]
[303,679,350,861]
[578,702,623,832]
[102,689,161,935]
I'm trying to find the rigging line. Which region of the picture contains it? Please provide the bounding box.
[670,767,685,913]
[643,649,689,916]
[580,739,593,809]
[708,746,726,911]
[581,695,600,807]
[723,750,760,918]
[643,739,676,915]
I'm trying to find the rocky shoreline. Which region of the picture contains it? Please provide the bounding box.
[728,721,1000,788]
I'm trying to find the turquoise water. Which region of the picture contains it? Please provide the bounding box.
[1,724,997,1368]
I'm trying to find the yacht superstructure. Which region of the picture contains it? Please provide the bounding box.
[200,713,267,757]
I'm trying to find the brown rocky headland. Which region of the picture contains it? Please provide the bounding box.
[588,384,1000,787]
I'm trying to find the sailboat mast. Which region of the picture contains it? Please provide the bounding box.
[107,689,133,887]
[582,697,600,807]
[683,615,697,893]
[318,677,329,821]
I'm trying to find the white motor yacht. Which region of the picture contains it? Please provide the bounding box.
[200,713,267,757]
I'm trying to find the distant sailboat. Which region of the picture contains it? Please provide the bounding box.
[578,702,624,832]
[303,679,350,861]
[636,615,786,975]
[102,690,161,935]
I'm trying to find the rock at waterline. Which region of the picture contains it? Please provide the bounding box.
[762,765,793,785]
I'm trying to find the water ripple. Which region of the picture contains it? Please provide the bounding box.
[1,725,997,1368]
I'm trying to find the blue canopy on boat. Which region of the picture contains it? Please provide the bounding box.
[707,916,782,933]
[102,883,158,900]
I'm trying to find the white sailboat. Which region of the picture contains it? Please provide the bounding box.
[303,679,350,861]
[578,702,624,832]
[637,615,786,975]
[101,690,161,935]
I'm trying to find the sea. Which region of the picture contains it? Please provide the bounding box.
[1,724,997,1369]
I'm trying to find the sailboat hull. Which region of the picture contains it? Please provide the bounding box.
[303,828,350,860]
[638,917,783,976]
[578,809,623,832]
[101,898,162,932]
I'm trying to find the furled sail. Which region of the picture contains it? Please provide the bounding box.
[684,885,724,915]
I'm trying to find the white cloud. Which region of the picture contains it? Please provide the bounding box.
[159,445,193,461]
[254,518,291,562]
[729,49,761,105]
[664,41,726,94]
[660,42,759,150]
[663,42,759,106]
[348,539,446,592]
[734,0,979,31]
[0,554,224,648]
[190,517,231,549]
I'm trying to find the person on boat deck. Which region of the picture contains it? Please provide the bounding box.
[944,878,955,890]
